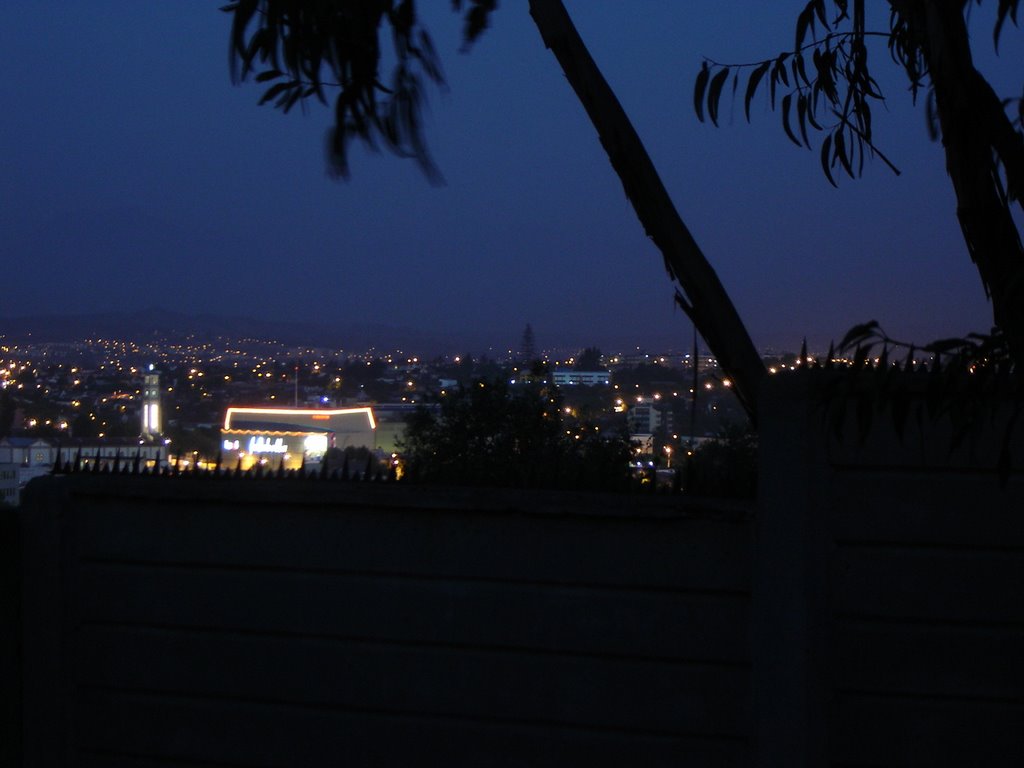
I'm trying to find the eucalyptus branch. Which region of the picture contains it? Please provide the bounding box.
[701,30,893,70]
[833,111,902,176]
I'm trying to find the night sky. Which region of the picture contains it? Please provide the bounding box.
[2,2,1021,354]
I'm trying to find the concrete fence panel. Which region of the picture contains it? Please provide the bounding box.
[756,373,1024,767]
[18,476,752,767]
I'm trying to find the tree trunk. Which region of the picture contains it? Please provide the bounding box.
[527,0,766,422]
[917,1,1024,359]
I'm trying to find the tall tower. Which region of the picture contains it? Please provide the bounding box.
[141,364,162,438]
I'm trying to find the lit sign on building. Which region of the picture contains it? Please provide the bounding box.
[222,434,328,455]
[303,434,329,454]
[248,436,287,454]
[220,427,334,472]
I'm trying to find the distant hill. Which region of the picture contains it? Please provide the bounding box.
[0,309,461,355]
[0,310,710,358]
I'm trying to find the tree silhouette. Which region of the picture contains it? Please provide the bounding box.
[575,346,603,371]
[398,378,630,490]
[696,0,1023,363]
[221,2,1023,410]
[223,0,766,421]
[519,323,537,364]
[0,390,15,438]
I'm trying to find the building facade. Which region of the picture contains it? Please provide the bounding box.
[0,437,55,506]
[552,369,611,387]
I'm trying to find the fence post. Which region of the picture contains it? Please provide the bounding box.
[751,375,833,765]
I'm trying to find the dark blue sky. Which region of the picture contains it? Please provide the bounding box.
[2,2,1020,353]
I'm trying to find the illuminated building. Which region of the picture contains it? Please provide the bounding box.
[627,402,662,435]
[552,369,611,386]
[1,437,167,505]
[141,364,162,438]
[220,407,377,471]
[0,437,55,506]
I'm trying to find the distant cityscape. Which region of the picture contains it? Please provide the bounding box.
[0,328,813,505]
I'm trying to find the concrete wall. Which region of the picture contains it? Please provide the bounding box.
[17,475,752,767]
[755,373,1024,766]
